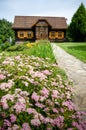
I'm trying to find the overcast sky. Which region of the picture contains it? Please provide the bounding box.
[0,0,86,24]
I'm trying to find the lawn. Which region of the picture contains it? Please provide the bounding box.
[0,41,86,129]
[57,42,86,63]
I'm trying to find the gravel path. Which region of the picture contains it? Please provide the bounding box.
[51,43,86,111]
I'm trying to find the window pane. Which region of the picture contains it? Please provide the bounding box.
[49,31,56,39]
[27,31,33,38]
[57,32,64,39]
[17,31,24,38]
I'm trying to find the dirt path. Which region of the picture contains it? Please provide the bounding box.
[51,43,86,111]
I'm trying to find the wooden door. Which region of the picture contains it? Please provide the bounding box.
[35,20,48,40]
[36,26,48,40]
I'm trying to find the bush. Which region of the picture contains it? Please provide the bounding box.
[7,43,28,51]
[0,42,11,51]
[0,39,3,45]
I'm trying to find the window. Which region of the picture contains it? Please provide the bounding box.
[57,31,64,39]
[17,31,24,38]
[17,31,34,39]
[49,31,56,39]
[27,31,33,38]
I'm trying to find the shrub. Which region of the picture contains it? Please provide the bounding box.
[7,43,28,51]
[0,39,3,45]
[0,42,11,51]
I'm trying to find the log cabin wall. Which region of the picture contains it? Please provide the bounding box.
[49,29,66,42]
[14,28,66,42]
[14,28,35,42]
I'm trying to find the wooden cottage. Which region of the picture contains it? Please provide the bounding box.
[12,16,67,42]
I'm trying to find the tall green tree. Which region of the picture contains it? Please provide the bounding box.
[0,18,14,44]
[68,3,86,42]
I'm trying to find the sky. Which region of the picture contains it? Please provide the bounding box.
[0,0,86,24]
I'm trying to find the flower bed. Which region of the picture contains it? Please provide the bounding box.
[0,53,86,130]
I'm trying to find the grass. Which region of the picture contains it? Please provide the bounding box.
[57,42,86,63]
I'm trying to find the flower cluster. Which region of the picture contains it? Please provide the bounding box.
[0,53,86,130]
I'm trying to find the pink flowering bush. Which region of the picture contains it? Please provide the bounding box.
[0,53,86,130]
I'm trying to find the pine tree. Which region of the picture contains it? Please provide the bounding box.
[68,3,86,42]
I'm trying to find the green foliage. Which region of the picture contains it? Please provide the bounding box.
[7,43,28,51]
[0,39,3,44]
[6,40,56,63]
[0,42,11,51]
[67,3,86,42]
[0,18,15,43]
[23,40,56,63]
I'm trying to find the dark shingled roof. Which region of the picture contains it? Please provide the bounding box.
[12,16,67,29]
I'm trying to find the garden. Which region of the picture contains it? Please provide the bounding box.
[0,41,86,130]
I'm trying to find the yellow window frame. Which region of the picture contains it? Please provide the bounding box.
[27,31,33,38]
[17,31,25,39]
[57,31,64,39]
[49,31,56,39]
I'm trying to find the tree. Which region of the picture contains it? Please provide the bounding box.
[68,3,86,42]
[0,18,15,44]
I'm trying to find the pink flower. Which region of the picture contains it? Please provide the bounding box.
[31,118,41,126]
[13,102,26,113]
[0,74,6,80]
[10,114,16,123]
[0,80,14,91]
[52,90,59,98]
[63,100,75,111]
[43,117,53,124]
[20,91,29,97]
[15,55,21,60]
[32,71,47,80]
[40,87,49,98]
[72,122,83,130]
[51,82,58,86]
[46,99,53,106]
[42,70,52,75]
[1,112,6,118]
[2,101,9,109]
[66,91,71,99]
[60,108,64,113]
[53,116,64,128]
[40,96,46,101]
[35,102,45,108]
[71,115,76,119]
[21,123,31,130]
[27,108,37,115]
[3,60,10,65]
[4,119,11,127]
[38,114,45,122]
[52,108,58,113]
[31,92,39,102]
[12,124,19,130]
[72,121,78,127]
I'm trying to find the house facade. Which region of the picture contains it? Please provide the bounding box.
[12,16,67,42]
